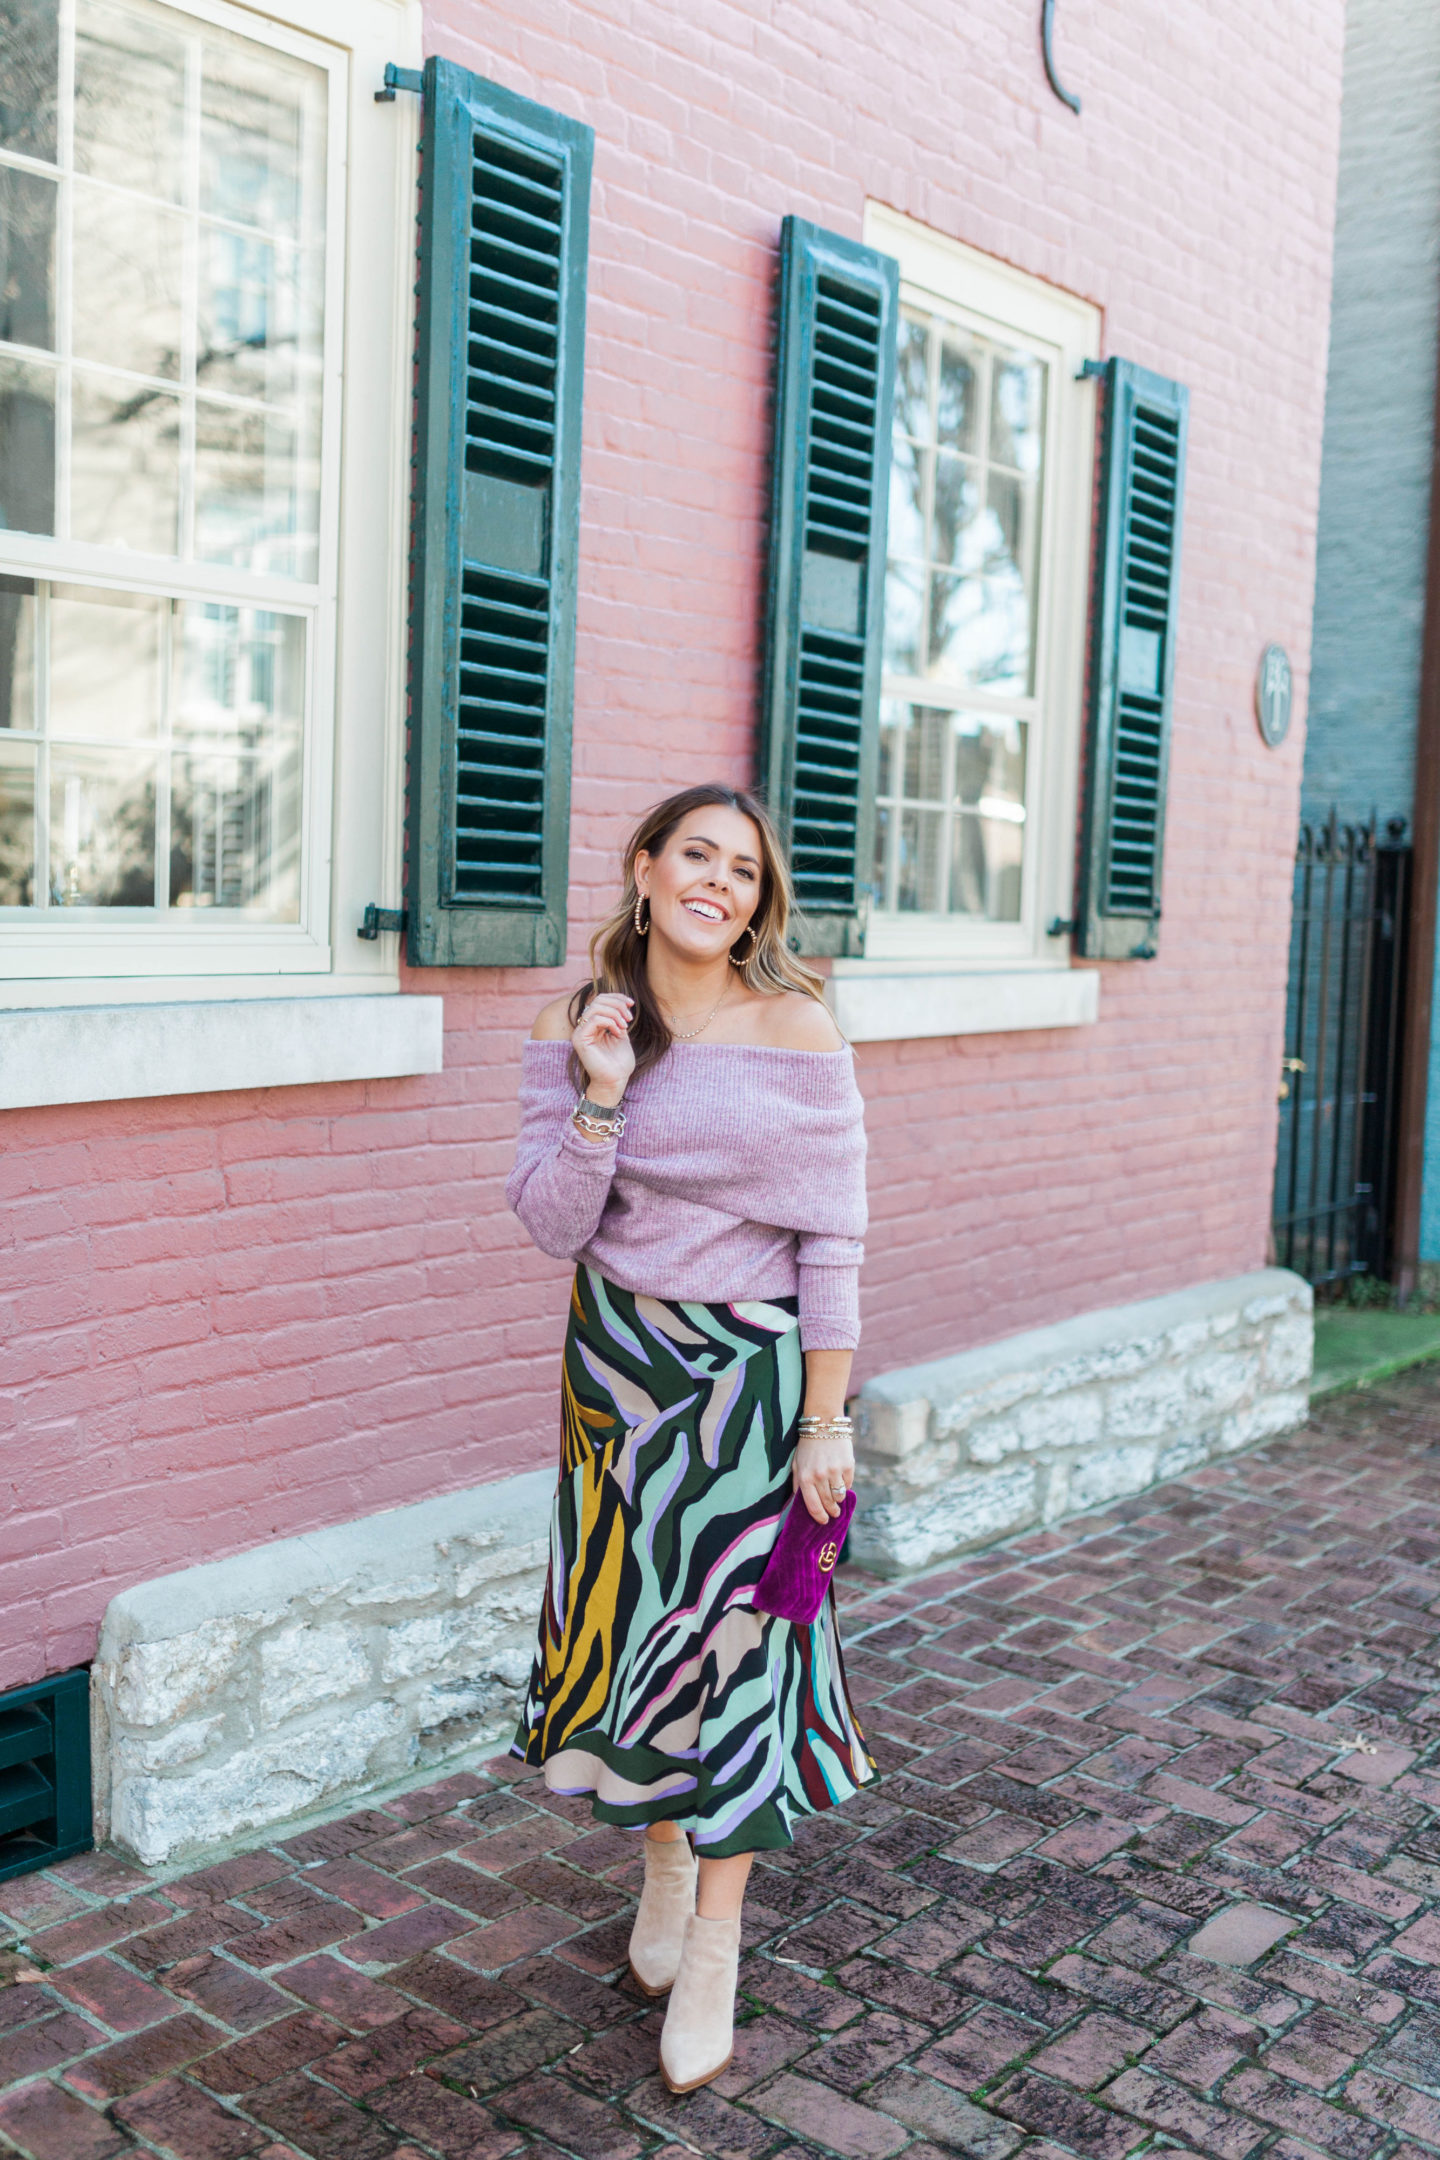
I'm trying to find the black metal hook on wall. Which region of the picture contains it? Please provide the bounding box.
[1041,0,1081,114]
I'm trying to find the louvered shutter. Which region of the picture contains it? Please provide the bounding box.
[762,219,897,956]
[406,60,592,968]
[1077,359,1189,960]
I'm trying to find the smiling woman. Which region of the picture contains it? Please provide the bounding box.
[506,783,873,2096]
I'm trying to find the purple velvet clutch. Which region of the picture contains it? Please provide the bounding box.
[753,1489,857,1625]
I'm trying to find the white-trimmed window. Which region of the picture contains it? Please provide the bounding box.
[860,204,1100,974]
[0,0,417,999]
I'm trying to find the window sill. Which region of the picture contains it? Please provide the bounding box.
[0,992,444,1112]
[826,964,1099,1042]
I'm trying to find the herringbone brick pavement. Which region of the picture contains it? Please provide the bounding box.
[5,1369,1440,2160]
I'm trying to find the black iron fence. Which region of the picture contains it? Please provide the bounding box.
[1272,813,1411,1289]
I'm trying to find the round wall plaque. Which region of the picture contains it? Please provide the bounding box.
[1256,643,1293,747]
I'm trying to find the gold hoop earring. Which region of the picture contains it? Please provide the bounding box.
[634,894,650,937]
[729,924,756,968]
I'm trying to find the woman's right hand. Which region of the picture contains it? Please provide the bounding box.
[573,992,636,1104]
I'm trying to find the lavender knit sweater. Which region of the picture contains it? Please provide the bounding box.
[506,1039,868,1351]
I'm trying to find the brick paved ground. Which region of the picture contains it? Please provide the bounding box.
[7,1370,1440,2160]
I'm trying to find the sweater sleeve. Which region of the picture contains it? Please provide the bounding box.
[505,1044,619,1260]
[792,1055,868,1353]
[796,1237,863,1352]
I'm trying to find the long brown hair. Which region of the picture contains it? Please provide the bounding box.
[569,785,826,1081]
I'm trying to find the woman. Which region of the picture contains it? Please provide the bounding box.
[506,783,874,2094]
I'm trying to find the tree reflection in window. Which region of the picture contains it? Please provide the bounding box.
[0,0,325,924]
[877,305,1047,920]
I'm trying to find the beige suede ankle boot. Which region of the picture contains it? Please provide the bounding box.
[627,1832,697,1997]
[659,1910,742,2093]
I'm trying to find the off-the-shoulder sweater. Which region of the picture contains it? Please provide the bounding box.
[506,1038,868,1351]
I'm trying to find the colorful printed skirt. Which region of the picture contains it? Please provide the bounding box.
[511,1266,874,1854]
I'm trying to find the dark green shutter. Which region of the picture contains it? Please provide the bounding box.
[761,219,897,957]
[1077,358,1189,960]
[406,59,592,968]
[0,1667,91,1881]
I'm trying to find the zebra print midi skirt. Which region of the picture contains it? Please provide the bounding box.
[511,1266,874,1855]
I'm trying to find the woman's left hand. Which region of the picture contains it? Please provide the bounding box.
[793,1427,854,1525]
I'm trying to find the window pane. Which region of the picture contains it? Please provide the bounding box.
[72,182,184,380]
[171,603,303,918]
[194,400,317,578]
[0,575,35,731]
[0,3,329,932]
[71,370,181,554]
[929,512,1034,695]
[871,800,890,903]
[0,354,55,535]
[897,805,944,912]
[874,701,1030,921]
[902,705,947,802]
[74,0,186,200]
[175,601,304,742]
[877,700,904,796]
[50,743,157,905]
[926,570,971,683]
[980,470,1039,692]
[951,809,1024,922]
[0,166,57,351]
[50,585,163,742]
[888,433,927,563]
[0,735,35,901]
[883,561,923,677]
[936,333,979,453]
[199,231,320,407]
[894,313,929,441]
[200,33,324,241]
[880,305,1049,924]
[990,349,1045,474]
[930,452,978,570]
[0,0,59,163]
[170,748,300,914]
[954,713,1027,810]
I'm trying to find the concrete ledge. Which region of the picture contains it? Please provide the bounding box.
[853,1268,1313,1574]
[93,1472,553,1867]
[0,992,444,1110]
[826,965,1099,1042]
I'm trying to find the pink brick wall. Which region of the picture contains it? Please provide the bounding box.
[0,0,1345,1689]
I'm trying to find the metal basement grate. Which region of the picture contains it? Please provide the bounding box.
[0,1667,91,1883]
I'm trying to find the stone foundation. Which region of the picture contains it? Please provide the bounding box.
[92,1268,1312,1865]
[850,1267,1312,1575]
[92,1472,552,1867]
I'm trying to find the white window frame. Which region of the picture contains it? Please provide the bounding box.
[834,205,1101,1034]
[0,0,421,1008]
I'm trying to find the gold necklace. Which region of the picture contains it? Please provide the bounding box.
[664,987,730,1040]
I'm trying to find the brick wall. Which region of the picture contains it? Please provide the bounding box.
[0,0,1346,1690]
